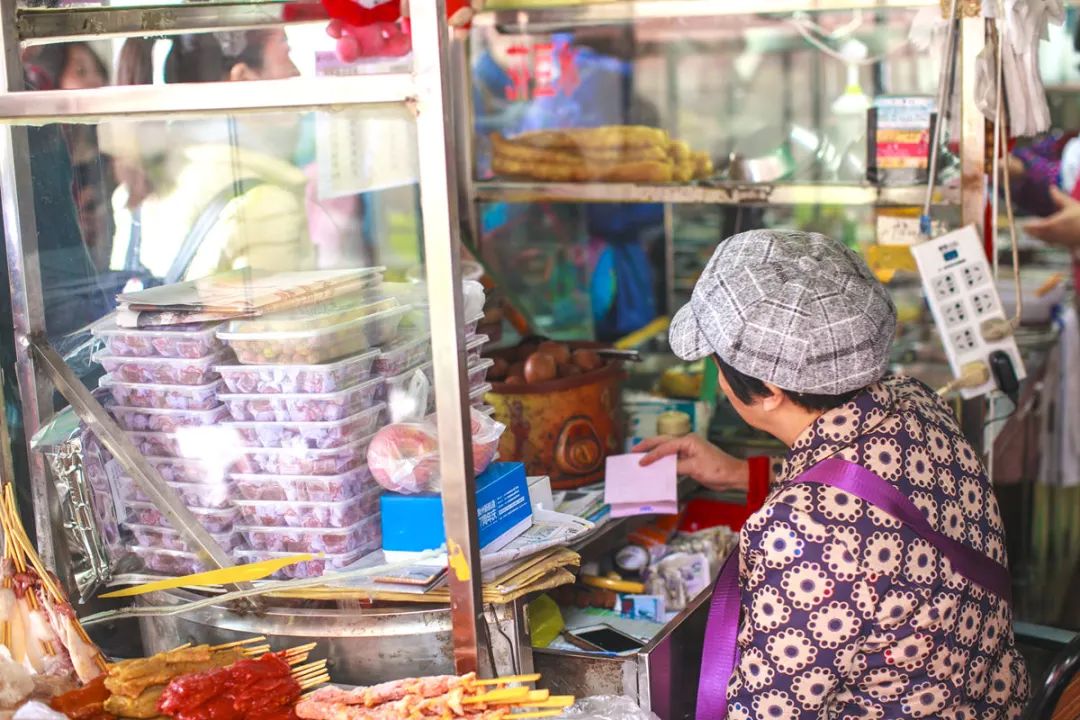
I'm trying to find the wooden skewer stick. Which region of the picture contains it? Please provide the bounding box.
[211,636,267,651]
[284,642,318,656]
[475,674,541,686]
[299,675,330,691]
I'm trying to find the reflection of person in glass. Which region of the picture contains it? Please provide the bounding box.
[106,31,316,283]
[23,42,116,272]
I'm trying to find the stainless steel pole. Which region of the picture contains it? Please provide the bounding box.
[411,0,484,674]
[0,0,60,566]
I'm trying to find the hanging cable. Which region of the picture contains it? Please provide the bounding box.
[922,0,962,236]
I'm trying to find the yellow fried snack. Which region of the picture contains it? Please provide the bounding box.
[590,160,675,183]
[674,160,695,183]
[692,150,714,180]
[491,134,669,165]
[511,125,670,151]
[668,140,691,163]
[493,153,675,184]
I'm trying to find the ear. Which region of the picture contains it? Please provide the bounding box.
[760,383,786,412]
[229,62,260,82]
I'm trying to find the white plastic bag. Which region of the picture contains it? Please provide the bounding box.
[367,407,505,494]
[563,696,660,720]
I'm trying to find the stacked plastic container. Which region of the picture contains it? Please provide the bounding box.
[91,320,238,575]
[86,280,496,581]
[214,291,409,579]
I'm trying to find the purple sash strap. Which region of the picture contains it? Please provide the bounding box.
[695,457,1012,720]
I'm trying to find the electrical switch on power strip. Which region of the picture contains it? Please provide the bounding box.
[911,226,1026,399]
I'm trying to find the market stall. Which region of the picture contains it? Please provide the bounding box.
[0,0,1075,717]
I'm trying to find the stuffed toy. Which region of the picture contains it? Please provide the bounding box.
[320,0,481,62]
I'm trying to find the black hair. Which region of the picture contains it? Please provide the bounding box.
[117,31,273,86]
[714,355,861,412]
[28,42,108,90]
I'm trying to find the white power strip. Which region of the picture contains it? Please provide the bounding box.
[910,225,1026,399]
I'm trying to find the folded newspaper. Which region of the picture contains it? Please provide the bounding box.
[331,510,594,594]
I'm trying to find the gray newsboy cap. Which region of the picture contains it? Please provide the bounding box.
[669,229,896,395]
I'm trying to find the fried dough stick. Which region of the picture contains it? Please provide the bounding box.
[493,154,675,183]
[491,134,669,164]
[511,126,669,151]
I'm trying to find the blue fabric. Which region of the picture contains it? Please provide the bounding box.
[592,241,656,340]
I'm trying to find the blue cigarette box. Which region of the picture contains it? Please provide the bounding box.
[380,462,533,554]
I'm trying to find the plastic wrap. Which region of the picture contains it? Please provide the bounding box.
[94,350,229,385]
[367,407,504,494]
[231,466,373,502]
[562,697,660,720]
[236,512,381,554]
[99,376,223,411]
[218,305,408,365]
[93,320,224,358]
[216,351,378,394]
[228,404,385,449]
[219,377,383,422]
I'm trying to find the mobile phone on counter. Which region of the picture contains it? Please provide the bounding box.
[563,624,645,655]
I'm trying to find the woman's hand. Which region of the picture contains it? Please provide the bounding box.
[1025,186,1080,252]
[632,434,749,493]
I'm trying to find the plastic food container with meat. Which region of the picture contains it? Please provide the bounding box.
[234,548,363,580]
[136,456,223,484]
[127,524,240,554]
[219,377,384,423]
[231,465,373,503]
[94,350,229,386]
[99,375,223,411]
[93,319,224,359]
[373,334,430,377]
[237,512,381,554]
[217,305,410,365]
[114,475,233,510]
[228,403,385,449]
[122,501,237,533]
[131,546,210,576]
[109,404,230,432]
[233,435,373,476]
[215,350,378,395]
[233,490,380,528]
[226,294,398,334]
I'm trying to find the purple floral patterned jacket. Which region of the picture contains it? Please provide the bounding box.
[723,375,1028,720]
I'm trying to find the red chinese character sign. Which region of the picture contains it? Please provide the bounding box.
[500,40,581,103]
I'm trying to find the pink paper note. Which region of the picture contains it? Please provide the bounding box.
[604,453,678,518]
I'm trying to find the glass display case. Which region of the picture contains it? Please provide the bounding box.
[0,0,495,674]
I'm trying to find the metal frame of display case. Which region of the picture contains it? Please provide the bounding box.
[0,0,486,672]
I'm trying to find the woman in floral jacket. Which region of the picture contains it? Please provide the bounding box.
[638,229,1027,719]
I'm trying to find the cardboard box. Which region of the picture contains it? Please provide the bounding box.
[380,462,533,555]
